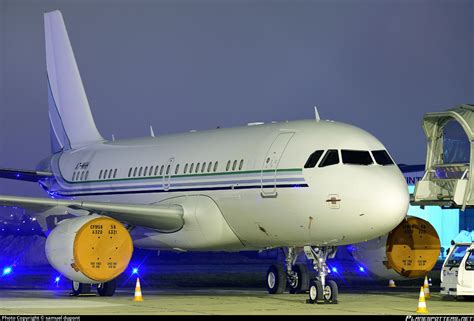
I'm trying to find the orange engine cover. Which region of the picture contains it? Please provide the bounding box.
[45,215,134,283]
[386,216,440,278]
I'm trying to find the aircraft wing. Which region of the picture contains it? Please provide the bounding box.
[0,195,184,233]
[0,168,53,182]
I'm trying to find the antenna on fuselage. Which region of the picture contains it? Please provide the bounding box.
[314,106,321,122]
[150,125,155,137]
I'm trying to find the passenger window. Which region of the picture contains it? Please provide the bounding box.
[190,163,194,173]
[196,163,200,173]
[207,162,212,172]
[239,159,244,170]
[372,150,394,166]
[154,166,159,176]
[175,164,180,175]
[304,150,324,168]
[138,167,142,176]
[80,171,85,180]
[341,150,373,165]
[232,160,237,171]
[113,169,117,178]
[128,168,132,177]
[166,165,170,175]
[85,171,89,180]
[160,165,164,176]
[214,161,218,172]
[202,162,206,173]
[133,167,138,177]
[184,163,188,174]
[72,172,76,181]
[99,170,103,179]
[144,167,148,176]
[104,169,108,179]
[226,161,231,171]
[319,150,340,167]
[108,169,113,179]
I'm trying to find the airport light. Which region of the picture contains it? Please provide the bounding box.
[358,266,365,273]
[331,267,338,273]
[54,276,61,287]
[2,266,12,276]
[132,267,139,275]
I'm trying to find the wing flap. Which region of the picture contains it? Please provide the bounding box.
[0,195,184,233]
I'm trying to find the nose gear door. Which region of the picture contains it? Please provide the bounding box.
[261,131,295,197]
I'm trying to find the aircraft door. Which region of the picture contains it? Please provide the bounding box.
[260,132,295,197]
[163,157,174,191]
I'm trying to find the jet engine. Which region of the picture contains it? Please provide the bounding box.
[350,216,441,280]
[45,215,133,284]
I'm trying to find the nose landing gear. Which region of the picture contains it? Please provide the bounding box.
[304,246,338,304]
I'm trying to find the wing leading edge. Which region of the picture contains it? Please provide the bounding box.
[0,168,53,182]
[0,195,184,233]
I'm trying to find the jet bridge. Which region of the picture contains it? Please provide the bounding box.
[413,104,474,210]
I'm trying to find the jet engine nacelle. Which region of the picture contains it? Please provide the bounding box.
[45,215,133,284]
[350,216,440,280]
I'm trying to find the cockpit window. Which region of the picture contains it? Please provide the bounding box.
[372,150,394,166]
[341,150,373,165]
[319,150,339,167]
[304,150,324,168]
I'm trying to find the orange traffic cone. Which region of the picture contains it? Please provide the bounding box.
[423,276,431,299]
[416,286,428,314]
[133,277,144,301]
[388,279,396,288]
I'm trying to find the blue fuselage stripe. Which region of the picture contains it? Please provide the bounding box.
[55,184,309,197]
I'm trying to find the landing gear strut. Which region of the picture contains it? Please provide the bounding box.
[304,245,338,304]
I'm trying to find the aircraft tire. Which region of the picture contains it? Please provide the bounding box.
[266,264,286,294]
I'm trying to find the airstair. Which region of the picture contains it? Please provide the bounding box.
[413,104,474,210]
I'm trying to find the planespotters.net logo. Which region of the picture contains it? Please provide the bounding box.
[406,316,474,321]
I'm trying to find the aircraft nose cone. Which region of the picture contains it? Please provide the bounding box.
[368,169,409,234]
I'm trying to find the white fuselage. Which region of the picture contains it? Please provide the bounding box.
[39,119,409,251]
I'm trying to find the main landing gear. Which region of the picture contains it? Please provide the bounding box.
[266,247,310,294]
[265,246,338,304]
[71,279,117,297]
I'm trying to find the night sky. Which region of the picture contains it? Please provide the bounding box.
[0,0,473,197]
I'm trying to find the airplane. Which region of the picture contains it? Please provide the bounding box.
[0,10,409,303]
